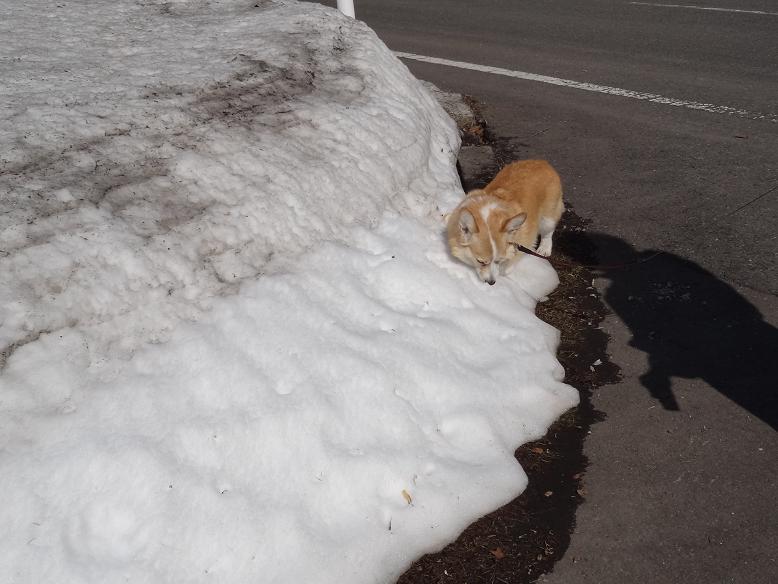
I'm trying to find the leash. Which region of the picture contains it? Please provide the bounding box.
[513,244,663,271]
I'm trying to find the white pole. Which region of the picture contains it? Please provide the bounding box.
[337,0,355,18]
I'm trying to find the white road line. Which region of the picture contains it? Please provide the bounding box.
[629,2,778,16]
[395,52,777,123]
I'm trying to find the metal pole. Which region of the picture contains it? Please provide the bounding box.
[337,0,355,18]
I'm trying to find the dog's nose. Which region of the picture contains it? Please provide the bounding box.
[487,279,496,286]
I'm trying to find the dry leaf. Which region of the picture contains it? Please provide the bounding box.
[531,447,544,454]
[490,547,505,560]
[401,489,412,505]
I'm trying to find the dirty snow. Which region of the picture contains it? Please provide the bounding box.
[0,1,578,583]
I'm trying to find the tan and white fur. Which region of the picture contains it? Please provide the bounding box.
[447,159,563,285]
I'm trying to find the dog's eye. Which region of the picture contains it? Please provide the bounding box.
[476,258,489,266]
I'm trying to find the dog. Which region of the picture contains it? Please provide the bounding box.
[446,159,564,285]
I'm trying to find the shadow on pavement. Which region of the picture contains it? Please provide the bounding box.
[564,232,778,430]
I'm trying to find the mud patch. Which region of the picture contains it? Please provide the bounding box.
[192,52,317,128]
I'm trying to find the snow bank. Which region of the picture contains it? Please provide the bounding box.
[0,1,578,583]
[0,0,456,361]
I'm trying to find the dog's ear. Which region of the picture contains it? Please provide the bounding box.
[503,212,527,234]
[458,209,477,243]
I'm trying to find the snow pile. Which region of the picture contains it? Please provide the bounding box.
[0,0,454,360]
[0,1,578,583]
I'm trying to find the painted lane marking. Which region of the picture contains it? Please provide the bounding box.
[395,52,777,123]
[629,2,778,16]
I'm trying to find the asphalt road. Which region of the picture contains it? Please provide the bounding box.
[319,0,778,294]
[310,1,778,582]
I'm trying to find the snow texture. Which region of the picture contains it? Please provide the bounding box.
[0,1,578,583]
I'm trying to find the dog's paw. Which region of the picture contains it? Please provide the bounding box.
[536,240,553,257]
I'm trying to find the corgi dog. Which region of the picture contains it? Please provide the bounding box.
[446,159,563,285]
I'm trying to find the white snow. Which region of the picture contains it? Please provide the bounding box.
[0,1,578,583]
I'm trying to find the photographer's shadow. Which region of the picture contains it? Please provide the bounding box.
[565,232,777,430]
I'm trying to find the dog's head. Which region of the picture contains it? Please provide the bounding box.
[446,191,526,285]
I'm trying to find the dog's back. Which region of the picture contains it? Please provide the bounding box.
[484,160,563,236]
